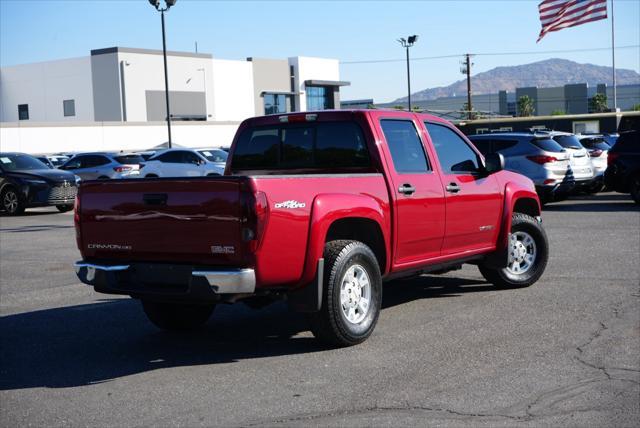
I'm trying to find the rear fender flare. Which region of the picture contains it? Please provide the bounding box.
[298,193,389,286]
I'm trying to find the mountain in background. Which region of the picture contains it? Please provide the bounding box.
[394,58,640,103]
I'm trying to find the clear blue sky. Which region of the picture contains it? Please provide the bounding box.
[1,0,639,102]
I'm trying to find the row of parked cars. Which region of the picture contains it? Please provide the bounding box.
[0,147,229,215]
[468,130,638,204]
[1,128,638,215]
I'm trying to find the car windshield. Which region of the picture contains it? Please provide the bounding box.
[580,138,611,151]
[553,135,584,150]
[114,155,145,164]
[0,153,50,171]
[530,138,565,153]
[198,149,228,163]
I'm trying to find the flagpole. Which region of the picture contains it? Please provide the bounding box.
[611,0,617,111]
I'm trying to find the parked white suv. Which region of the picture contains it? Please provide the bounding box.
[140,148,227,178]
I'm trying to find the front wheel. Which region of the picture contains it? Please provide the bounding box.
[1,188,25,215]
[479,213,549,288]
[141,300,215,331]
[307,240,382,347]
[56,205,74,213]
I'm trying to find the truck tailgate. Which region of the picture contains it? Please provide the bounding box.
[78,178,250,266]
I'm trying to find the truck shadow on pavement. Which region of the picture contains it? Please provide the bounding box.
[0,275,490,391]
[543,193,639,212]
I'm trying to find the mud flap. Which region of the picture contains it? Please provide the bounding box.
[287,258,324,313]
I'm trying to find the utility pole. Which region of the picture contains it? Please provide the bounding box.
[461,54,473,120]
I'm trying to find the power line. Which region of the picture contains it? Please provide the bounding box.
[340,44,640,65]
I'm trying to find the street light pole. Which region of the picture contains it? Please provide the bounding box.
[149,0,177,148]
[398,35,418,111]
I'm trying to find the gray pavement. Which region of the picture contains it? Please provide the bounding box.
[1,193,639,427]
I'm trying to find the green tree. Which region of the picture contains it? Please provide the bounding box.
[551,109,566,116]
[589,93,608,113]
[630,103,640,111]
[393,105,405,110]
[517,96,535,117]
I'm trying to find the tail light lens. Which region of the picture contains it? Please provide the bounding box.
[543,179,556,185]
[527,155,558,165]
[114,166,132,173]
[244,191,269,253]
[607,152,620,166]
[589,149,603,157]
[74,191,82,250]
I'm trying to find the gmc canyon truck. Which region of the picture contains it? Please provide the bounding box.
[74,110,549,346]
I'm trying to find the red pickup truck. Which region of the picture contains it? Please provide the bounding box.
[74,110,548,346]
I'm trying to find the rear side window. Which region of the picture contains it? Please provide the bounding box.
[231,121,370,171]
[493,139,518,153]
[425,122,479,173]
[469,138,493,155]
[380,120,430,173]
[530,138,565,153]
[84,155,110,167]
[153,151,185,163]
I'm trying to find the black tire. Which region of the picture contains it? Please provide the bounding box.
[97,176,110,180]
[479,213,549,288]
[630,174,640,205]
[1,187,25,215]
[206,173,221,177]
[56,204,74,213]
[145,174,159,178]
[585,181,604,194]
[307,240,382,347]
[141,300,215,331]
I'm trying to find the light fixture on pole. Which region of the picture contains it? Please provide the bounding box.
[148,0,177,148]
[398,35,418,111]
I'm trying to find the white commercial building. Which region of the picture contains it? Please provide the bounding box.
[0,47,349,153]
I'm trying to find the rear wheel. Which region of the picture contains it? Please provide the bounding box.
[141,300,215,331]
[56,205,74,213]
[586,181,604,194]
[97,176,109,180]
[1,188,24,215]
[145,174,159,178]
[479,213,548,288]
[307,240,382,347]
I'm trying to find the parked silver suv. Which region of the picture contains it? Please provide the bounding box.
[547,131,596,193]
[469,132,573,203]
[59,152,145,180]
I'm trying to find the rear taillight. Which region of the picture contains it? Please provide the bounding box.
[607,152,620,166]
[543,179,556,185]
[245,191,269,253]
[113,166,132,173]
[279,114,318,123]
[74,191,81,250]
[589,149,603,157]
[527,155,558,165]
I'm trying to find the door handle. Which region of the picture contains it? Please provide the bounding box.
[446,183,461,194]
[398,183,416,195]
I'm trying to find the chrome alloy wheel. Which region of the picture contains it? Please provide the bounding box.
[339,264,371,324]
[507,231,537,275]
[3,191,18,213]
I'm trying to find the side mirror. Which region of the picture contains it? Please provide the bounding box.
[483,153,504,174]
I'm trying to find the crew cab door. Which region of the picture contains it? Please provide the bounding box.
[378,118,446,265]
[423,121,502,255]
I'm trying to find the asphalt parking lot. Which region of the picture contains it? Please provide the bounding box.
[1,193,638,427]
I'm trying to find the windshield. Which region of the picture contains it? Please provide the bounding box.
[530,138,565,153]
[0,153,50,171]
[553,135,584,150]
[198,149,228,163]
[114,154,145,165]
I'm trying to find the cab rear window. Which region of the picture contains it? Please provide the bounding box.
[231,122,370,171]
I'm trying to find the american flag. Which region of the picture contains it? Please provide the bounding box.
[537,0,608,42]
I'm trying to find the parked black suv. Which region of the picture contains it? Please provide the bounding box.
[0,152,78,215]
[604,130,640,204]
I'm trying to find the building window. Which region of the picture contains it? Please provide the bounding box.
[18,104,29,120]
[63,99,76,117]
[306,86,333,111]
[264,93,291,115]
